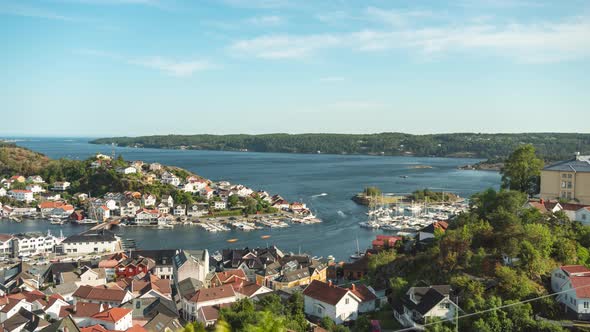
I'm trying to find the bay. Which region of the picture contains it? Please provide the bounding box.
[2,138,501,260]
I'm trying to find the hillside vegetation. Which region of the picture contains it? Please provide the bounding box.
[91,132,590,161]
[0,143,50,176]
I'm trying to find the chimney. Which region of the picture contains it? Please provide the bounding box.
[540,198,544,205]
[576,152,581,160]
[328,280,333,287]
[351,284,356,292]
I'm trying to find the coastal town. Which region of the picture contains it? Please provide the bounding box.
[0,153,321,231]
[0,148,588,331]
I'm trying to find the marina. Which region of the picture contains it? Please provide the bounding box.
[0,138,500,260]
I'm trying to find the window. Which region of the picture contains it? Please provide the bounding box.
[568,181,573,189]
[136,301,141,309]
[583,215,587,220]
[562,181,567,188]
[345,298,349,304]
[584,302,589,309]
[568,174,573,178]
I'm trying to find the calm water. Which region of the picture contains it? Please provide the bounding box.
[2,138,500,260]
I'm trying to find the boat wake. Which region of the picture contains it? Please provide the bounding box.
[312,193,328,198]
[337,210,346,217]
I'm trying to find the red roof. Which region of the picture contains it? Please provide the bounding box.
[39,201,65,209]
[570,276,590,298]
[189,285,235,303]
[348,284,377,303]
[10,189,32,193]
[73,285,128,303]
[91,307,132,323]
[562,265,590,275]
[80,325,109,332]
[303,280,353,306]
[126,325,147,332]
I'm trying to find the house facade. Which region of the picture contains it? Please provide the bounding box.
[541,154,590,205]
[303,280,361,325]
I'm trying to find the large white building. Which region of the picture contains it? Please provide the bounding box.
[59,229,120,255]
[8,190,34,203]
[10,231,63,257]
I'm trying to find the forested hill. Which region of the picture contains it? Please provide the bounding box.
[91,133,590,160]
[0,142,51,176]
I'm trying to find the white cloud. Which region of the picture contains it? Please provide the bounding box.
[365,7,436,26]
[230,34,341,59]
[0,4,77,21]
[230,16,590,63]
[220,0,291,9]
[130,57,215,76]
[78,50,216,76]
[246,15,284,26]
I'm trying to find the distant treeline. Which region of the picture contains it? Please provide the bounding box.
[90,133,590,160]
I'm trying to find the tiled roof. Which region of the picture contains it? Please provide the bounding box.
[189,285,235,303]
[73,285,128,302]
[570,276,590,299]
[348,284,377,303]
[303,280,351,306]
[91,307,132,323]
[561,265,590,276]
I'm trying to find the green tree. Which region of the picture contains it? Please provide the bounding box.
[363,186,381,197]
[500,144,543,196]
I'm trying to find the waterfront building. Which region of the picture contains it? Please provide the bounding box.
[10,231,62,257]
[59,230,120,255]
[541,153,590,204]
[8,190,34,203]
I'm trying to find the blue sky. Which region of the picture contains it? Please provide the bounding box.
[1,0,589,137]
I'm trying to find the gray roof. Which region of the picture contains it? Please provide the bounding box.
[62,229,117,244]
[143,312,182,332]
[544,155,590,172]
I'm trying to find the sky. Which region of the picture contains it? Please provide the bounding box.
[1,0,589,137]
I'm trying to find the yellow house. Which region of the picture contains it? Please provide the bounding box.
[540,154,590,205]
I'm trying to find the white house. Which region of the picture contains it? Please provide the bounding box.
[161,172,181,187]
[303,280,362,325]
[0,299,32,323]
[26,176,44,184]
[120,201,139,217]
[183,285,237,322]
[200,187,214,199]
[576,207,590,225]
[60,229,120,255]
[43,295,71,320]
[51,181,71,191]
[11,231,61,257]
[96,206,110,221]
[161,194,174,207]
[552,265,590,320]
[394,285,456,329]
[135,209,159,225]
[117,166,137,175]
[149,163,163,172]
[8,190,34,203]
[0,234,13,256]
[213,201,227,210]
[142,194,157,207]
[25,184,44,194]
[0,188,6,197]
[157,203,170,215]
[90,307,133,331]
[173,205,186,216]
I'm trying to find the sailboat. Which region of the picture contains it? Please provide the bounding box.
[350,238,364,260]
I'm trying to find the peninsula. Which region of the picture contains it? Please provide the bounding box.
[90,132,590,161]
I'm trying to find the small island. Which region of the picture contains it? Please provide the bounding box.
[352,186,461,206]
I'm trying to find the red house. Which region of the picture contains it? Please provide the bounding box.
[372,235,401,251]
[115,256,155,278]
